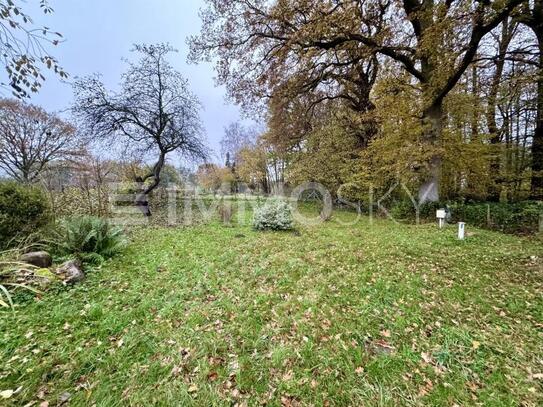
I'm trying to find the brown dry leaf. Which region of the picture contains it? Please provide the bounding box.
[171,366,182,377]
[121,387,131,400]
[188,384,198,393]
[380,330,391,338]
[418,379,434,396]
[208,356,224,366]
[421,352,433,364]
[207,371,219,382]
[282,370,294,381]
[281,395,301,407]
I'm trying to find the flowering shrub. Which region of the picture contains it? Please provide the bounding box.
[253,200,294,231]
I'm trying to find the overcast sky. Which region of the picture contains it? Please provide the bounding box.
[28,0,246,163]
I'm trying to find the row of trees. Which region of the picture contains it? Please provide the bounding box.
[198,122,288,195]
[189,0,543,203]
[2,0,540,209]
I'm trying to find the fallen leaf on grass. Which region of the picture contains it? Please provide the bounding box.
[418,379,434,396]
[171,366,182,377]
[0,389,14,399]
[281,395,301,407]
[380,330,391,338]
[59,392,71,404]
[421,352,433,364]
[282,370,294,381]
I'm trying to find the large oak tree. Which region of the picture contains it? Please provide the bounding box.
[190,0,523,202]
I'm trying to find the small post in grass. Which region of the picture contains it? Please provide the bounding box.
[458,222,466,240]
[436,209,446,229]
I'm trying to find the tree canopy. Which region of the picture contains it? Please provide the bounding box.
[190,0,542,202]
[0,0,66,98]
[0,98,79,183]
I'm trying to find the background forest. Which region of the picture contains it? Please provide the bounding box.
[188,0,543,207]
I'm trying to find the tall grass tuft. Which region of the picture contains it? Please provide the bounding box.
[0,246,44,309]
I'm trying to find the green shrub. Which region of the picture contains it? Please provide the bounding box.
[449,201,541,234]
[0,182,51,249]
[253,200,294,231]
[390,200,444,221]
[390,197,541,234]
[52,216,126,264]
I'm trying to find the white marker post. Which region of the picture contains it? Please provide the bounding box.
[436,209,446,229]
[458,222,466,240]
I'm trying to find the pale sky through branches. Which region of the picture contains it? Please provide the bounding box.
[28,0,246,164]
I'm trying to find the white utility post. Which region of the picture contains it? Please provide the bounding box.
[436,209,446,229]
[458,222,466,240]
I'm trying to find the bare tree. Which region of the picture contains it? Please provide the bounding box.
[220,122,257,163]
[0,98,78,182]
[0,0,66,98]
[72,43,207,216]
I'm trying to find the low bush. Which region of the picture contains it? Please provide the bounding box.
[0,182,51,249]
[253,200,294,231]
[389,198,541,234]
[52,216,126,264]
[449,201,541,234]
[49,186,111,218]
[389,200,444,221]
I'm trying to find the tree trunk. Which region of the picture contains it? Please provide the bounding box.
[419,102,443,203]
[531,32,543,199]
[134,151,166,217]
[487,19,514,200]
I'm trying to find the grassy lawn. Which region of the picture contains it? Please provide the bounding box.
[1,209,542,406]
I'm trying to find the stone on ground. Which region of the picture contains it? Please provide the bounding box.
[20,251,53,268]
